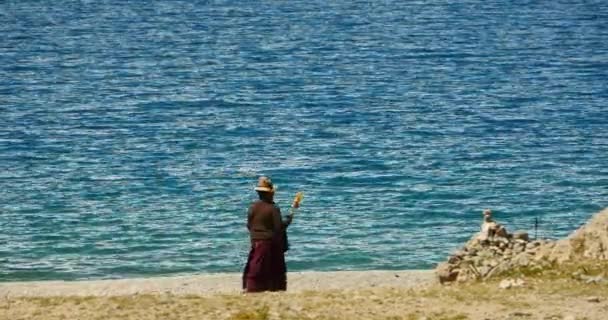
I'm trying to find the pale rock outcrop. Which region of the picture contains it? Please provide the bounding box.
[436,208,608,283]
[544,208,608,262]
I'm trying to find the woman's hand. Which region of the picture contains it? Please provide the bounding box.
[292,192,303,209]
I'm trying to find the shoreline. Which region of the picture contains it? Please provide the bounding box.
[3,274,606,320]
[0,270,435,297]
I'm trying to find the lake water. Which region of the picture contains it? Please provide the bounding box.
[1,0,607,281]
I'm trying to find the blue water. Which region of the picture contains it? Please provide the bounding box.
[1,1,607,281]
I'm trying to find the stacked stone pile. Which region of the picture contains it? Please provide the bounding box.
[437,229,553,283]
[436,208,608,284]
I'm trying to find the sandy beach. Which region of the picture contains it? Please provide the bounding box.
[0,270,434,297]
[2,270,607,320]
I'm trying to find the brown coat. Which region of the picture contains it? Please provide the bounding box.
[247,199,291,241]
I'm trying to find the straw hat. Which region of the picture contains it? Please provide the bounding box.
[254,176,276,192]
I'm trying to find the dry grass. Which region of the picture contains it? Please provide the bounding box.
[498,259,608,279]
[2,263,607,320]
[2,279,606,320]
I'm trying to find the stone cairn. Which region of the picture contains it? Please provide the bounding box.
[436,209,552,284]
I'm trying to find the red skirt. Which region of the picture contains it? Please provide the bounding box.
[242,238,286,292]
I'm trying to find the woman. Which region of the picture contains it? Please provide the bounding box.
[242,176,298,292]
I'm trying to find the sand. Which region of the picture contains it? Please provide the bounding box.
[2,271,607,319]
[2,274,607,319]
[0,270,434,297]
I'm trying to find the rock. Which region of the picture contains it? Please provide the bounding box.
[456,268,475,282]
[453,250,466,257]
[473,256,483,267]
[478,250,493,260]
[496,236,510,244]
[448,255,462,264]
[436,263,459,284]
[512,253,531,267]
[498,279,512,289]
[583,275,605,284]
[514,278,526,287]
[513,231,529,242]
[478,266,491,277]
[587,296,601,303]
[498,279,510,289]
[499,278,525,289]
[488,259,499,267]
[495,226,508,238]
[547,208,608,262]
[525,246,539,254]
[435,208,608,283]
[484,262,509,279]
[479,220,496,241]
[510,311,533,317]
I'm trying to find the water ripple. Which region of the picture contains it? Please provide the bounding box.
[1,0,607,281]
